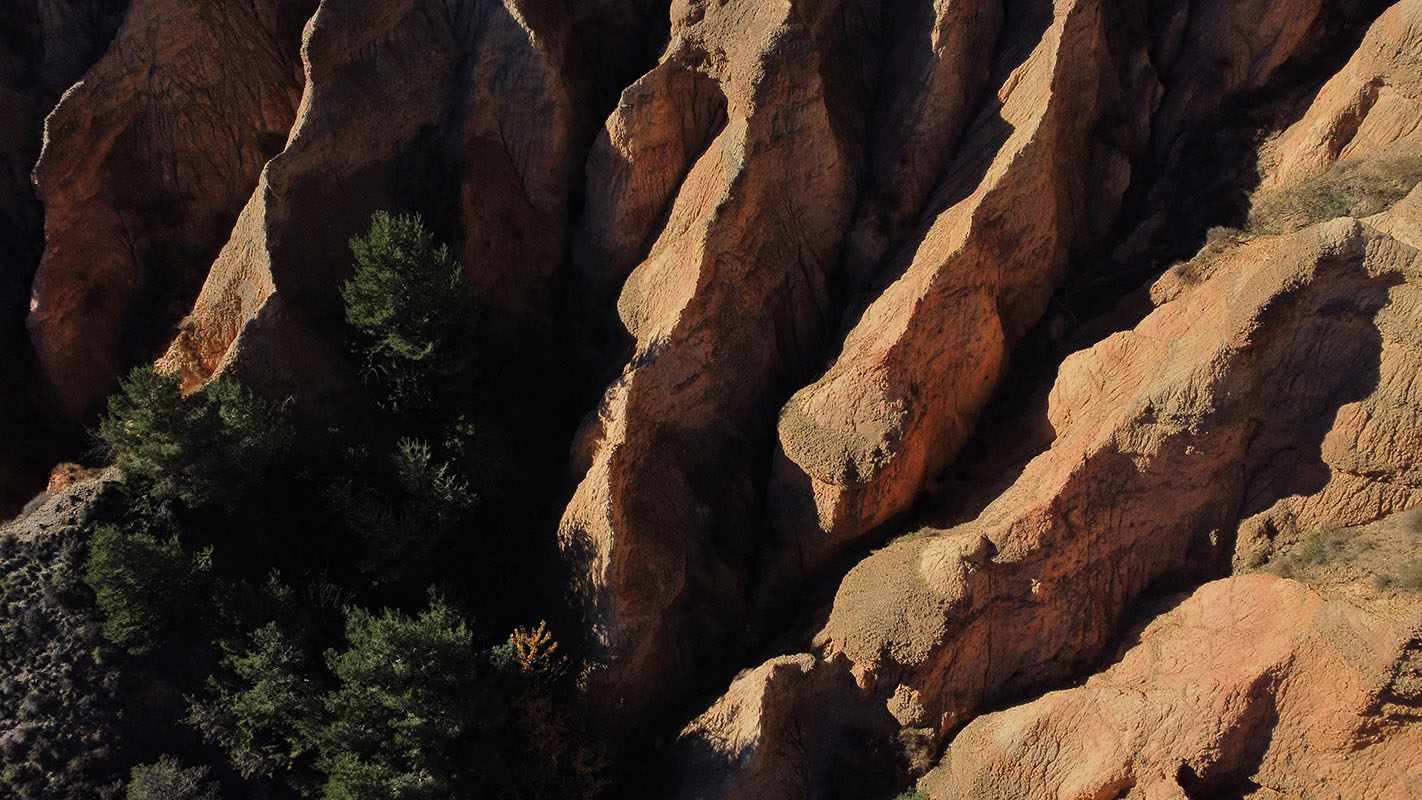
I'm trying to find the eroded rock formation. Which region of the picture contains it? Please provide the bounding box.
[923,574,1422,799]
[1269,0,1422,185]
[676,201,1422,797]
[27,0,313,419]
[158,0,659,408]
[6,0,1422,796]
[768,0,1153,583]
[559,0,872,718]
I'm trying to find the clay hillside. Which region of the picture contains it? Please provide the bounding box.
[2,0,1421,798]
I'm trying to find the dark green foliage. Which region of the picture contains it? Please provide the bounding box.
[315,598,488,800]
[343,212,479,415]
[342,439,476,583]
[125,756,219,800]
[0,527,124,799]
[186,621,321,781]
[85,524,212,654]
[190,594,601,799]
[13,208,590,799]
[98,367,289,509]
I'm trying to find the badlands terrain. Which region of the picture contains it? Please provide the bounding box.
[2,0,1422,797]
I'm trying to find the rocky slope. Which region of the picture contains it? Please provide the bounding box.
[675,191,1422,798]
[4,0,1422,797]
[924,572,1422,799]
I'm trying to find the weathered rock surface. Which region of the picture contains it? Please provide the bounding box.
[558,0,874,718]
[557,0,1410,729]
[4,467,119,542]
[0,0,128,515]
[158,0,652,407]
[27,0,313,419]
[767,0,1361,588]
[768,0,1153,583]
[676,208,1422,797]
[10,0,1422,795]
[1269,0,1422,185]
[1232,185,1422,568]
[922,575,1422,800]
[0,0,127,331]
[1149,0,1334,156]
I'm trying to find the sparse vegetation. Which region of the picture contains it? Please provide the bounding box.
[1289,527,1355,566]
[1170,225,1244,286]
[1247,152,1422,235]
[1378,557,1422,593]
[1270,526,1368,580]
[126,756,219,800]
[0,526,124,799]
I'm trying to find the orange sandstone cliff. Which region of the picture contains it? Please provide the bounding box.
[4,0,1422,797]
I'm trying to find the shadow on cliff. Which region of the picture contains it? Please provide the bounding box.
[922,0,1399,535]
[0,0,129,518]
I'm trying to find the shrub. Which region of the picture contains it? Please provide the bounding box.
[194,598,600,799]
[1382,557,1422,593]
[1288,527,1353,566]
[342,212,479,415]
[1169,226,1243,287]
[125,756,219,800]
[85,524,212,654]
[1247,152,1422,235]
[0,527,126,798]
[98,367,288,509]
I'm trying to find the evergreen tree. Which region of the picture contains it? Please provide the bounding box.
[343,438,476,585]
[125,756,219,800]
[342,212,479,417]
[187,621,322,781]
[315,598,490,800]
[98,367,288,509]
[85,524,212,654]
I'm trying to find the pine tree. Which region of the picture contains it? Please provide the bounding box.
[315,598,488,800]
[342,212,479,416]
[98,367,288,509]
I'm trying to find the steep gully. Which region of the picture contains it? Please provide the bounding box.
[2,0,1415,795]
[0,0,128,515]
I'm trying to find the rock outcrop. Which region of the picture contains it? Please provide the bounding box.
[922,574,1422,799]
[0,0,128,515]
[768,0,1152,582]
[557,0,1411,727]
[0,0,127,336]
[1269,0,1422,185]
[158,0,655,408]
[1231,185,1422,568]
[767,0,1367,589]
[7,0,1422,796]
[27,0,313,419]
[558,0,871,718]
[676,205,1422,797]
